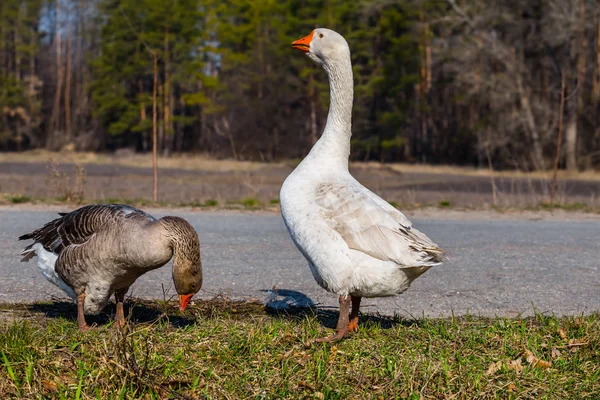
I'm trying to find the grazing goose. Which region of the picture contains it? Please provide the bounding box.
[281,29,445,342]
[19,204,202,331]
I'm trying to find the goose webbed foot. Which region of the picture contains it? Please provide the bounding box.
[348,295,361,333]
[309,295,353,344]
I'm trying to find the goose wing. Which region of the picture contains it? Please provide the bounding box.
[315,181,445,267]
[19,204,154,255]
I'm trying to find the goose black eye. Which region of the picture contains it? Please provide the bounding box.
[319,33,324,39]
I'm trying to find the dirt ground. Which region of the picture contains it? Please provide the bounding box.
[0,152,599,210]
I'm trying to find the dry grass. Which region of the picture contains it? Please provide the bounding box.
[4,151,600,180]
[385,162,600,182]
[0,150,269,172]
[2,151,600,213]
[0,299,598,399]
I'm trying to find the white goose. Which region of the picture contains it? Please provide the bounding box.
[281,28,445,342]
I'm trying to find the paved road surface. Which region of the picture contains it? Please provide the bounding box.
[1,209,598,318]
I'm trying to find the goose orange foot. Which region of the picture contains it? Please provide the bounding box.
[348,295,361,332]
[309,295,352,344]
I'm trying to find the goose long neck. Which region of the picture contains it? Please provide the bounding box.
[157,216,201,276]
[157,217,198,262]
[312,52,354,166]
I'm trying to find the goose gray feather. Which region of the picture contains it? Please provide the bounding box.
[19,204,202,330]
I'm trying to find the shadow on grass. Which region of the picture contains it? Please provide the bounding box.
[262,288,418,330]
[27,300,196,328]
[24,291,420,331]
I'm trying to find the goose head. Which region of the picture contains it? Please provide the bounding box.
[292,28,350,67]
[161,216,203,311]
[173,255,202,312]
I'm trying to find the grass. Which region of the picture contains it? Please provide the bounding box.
[239,197,261,208]
[0,150,267,173]
[3,193,600,215]
[4,150,600,181]
[4,194,31,204]
[538,202,588,211]
[384,162,600,182]
[204,199,219,207]
[438,200,452,208]
[0,299,598,399]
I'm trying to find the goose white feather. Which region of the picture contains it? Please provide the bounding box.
[23,243,76,300]
[281,29,445,305]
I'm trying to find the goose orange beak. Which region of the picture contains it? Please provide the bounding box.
[292,31,314,53]
[179,294,193,311]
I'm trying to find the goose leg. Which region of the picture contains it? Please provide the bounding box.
[313,295,351,343]
[114,288,128,328]
[348,296,361,332]
[76,292,90,332]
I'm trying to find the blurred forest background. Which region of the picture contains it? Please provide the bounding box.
[1,0,600,171]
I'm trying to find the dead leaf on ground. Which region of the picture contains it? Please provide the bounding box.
[523,349,552,369]
[507,359,524,373]
[42,380,59,392]
[558,328,568,341]
[486,358,524,375]
[298,381,315,391]
[485,360,503,376]
[508,382,518,392]
[568,338,588,347]
[551,348,561,358]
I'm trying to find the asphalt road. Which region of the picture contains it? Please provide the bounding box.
[1,209,599,318]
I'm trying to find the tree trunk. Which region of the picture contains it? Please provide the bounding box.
[65,36,72,142]
[158,80,164,154]
[593,22,600,106]
[565,117,577,172]
[175,97,184,152]
[418,12,431,162]
[568,0,586,171]
[0,2,5,82]
[565,81,578,172]
[26,24,37,148]
[73,2,83,137]
[152,52,159,202]
[14,7,22,149]
[163,28,173,156]
[515,55,544,169]
[139,80,147,152]
[551,73,566,202]
[48,0,63,148]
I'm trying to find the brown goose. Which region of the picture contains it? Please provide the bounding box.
[19,204,202,331]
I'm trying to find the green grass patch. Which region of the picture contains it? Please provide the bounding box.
[239,197,261,208]
[539,202,588,211]
[204,199,218,207]
[0,300,597,398]
[270,198,280,205]
[4,194,31,204]
[179,199,219,208]
[438,200,452,208]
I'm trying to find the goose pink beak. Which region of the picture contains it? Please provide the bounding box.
[292,31,314,53]
[179,294,193,311]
